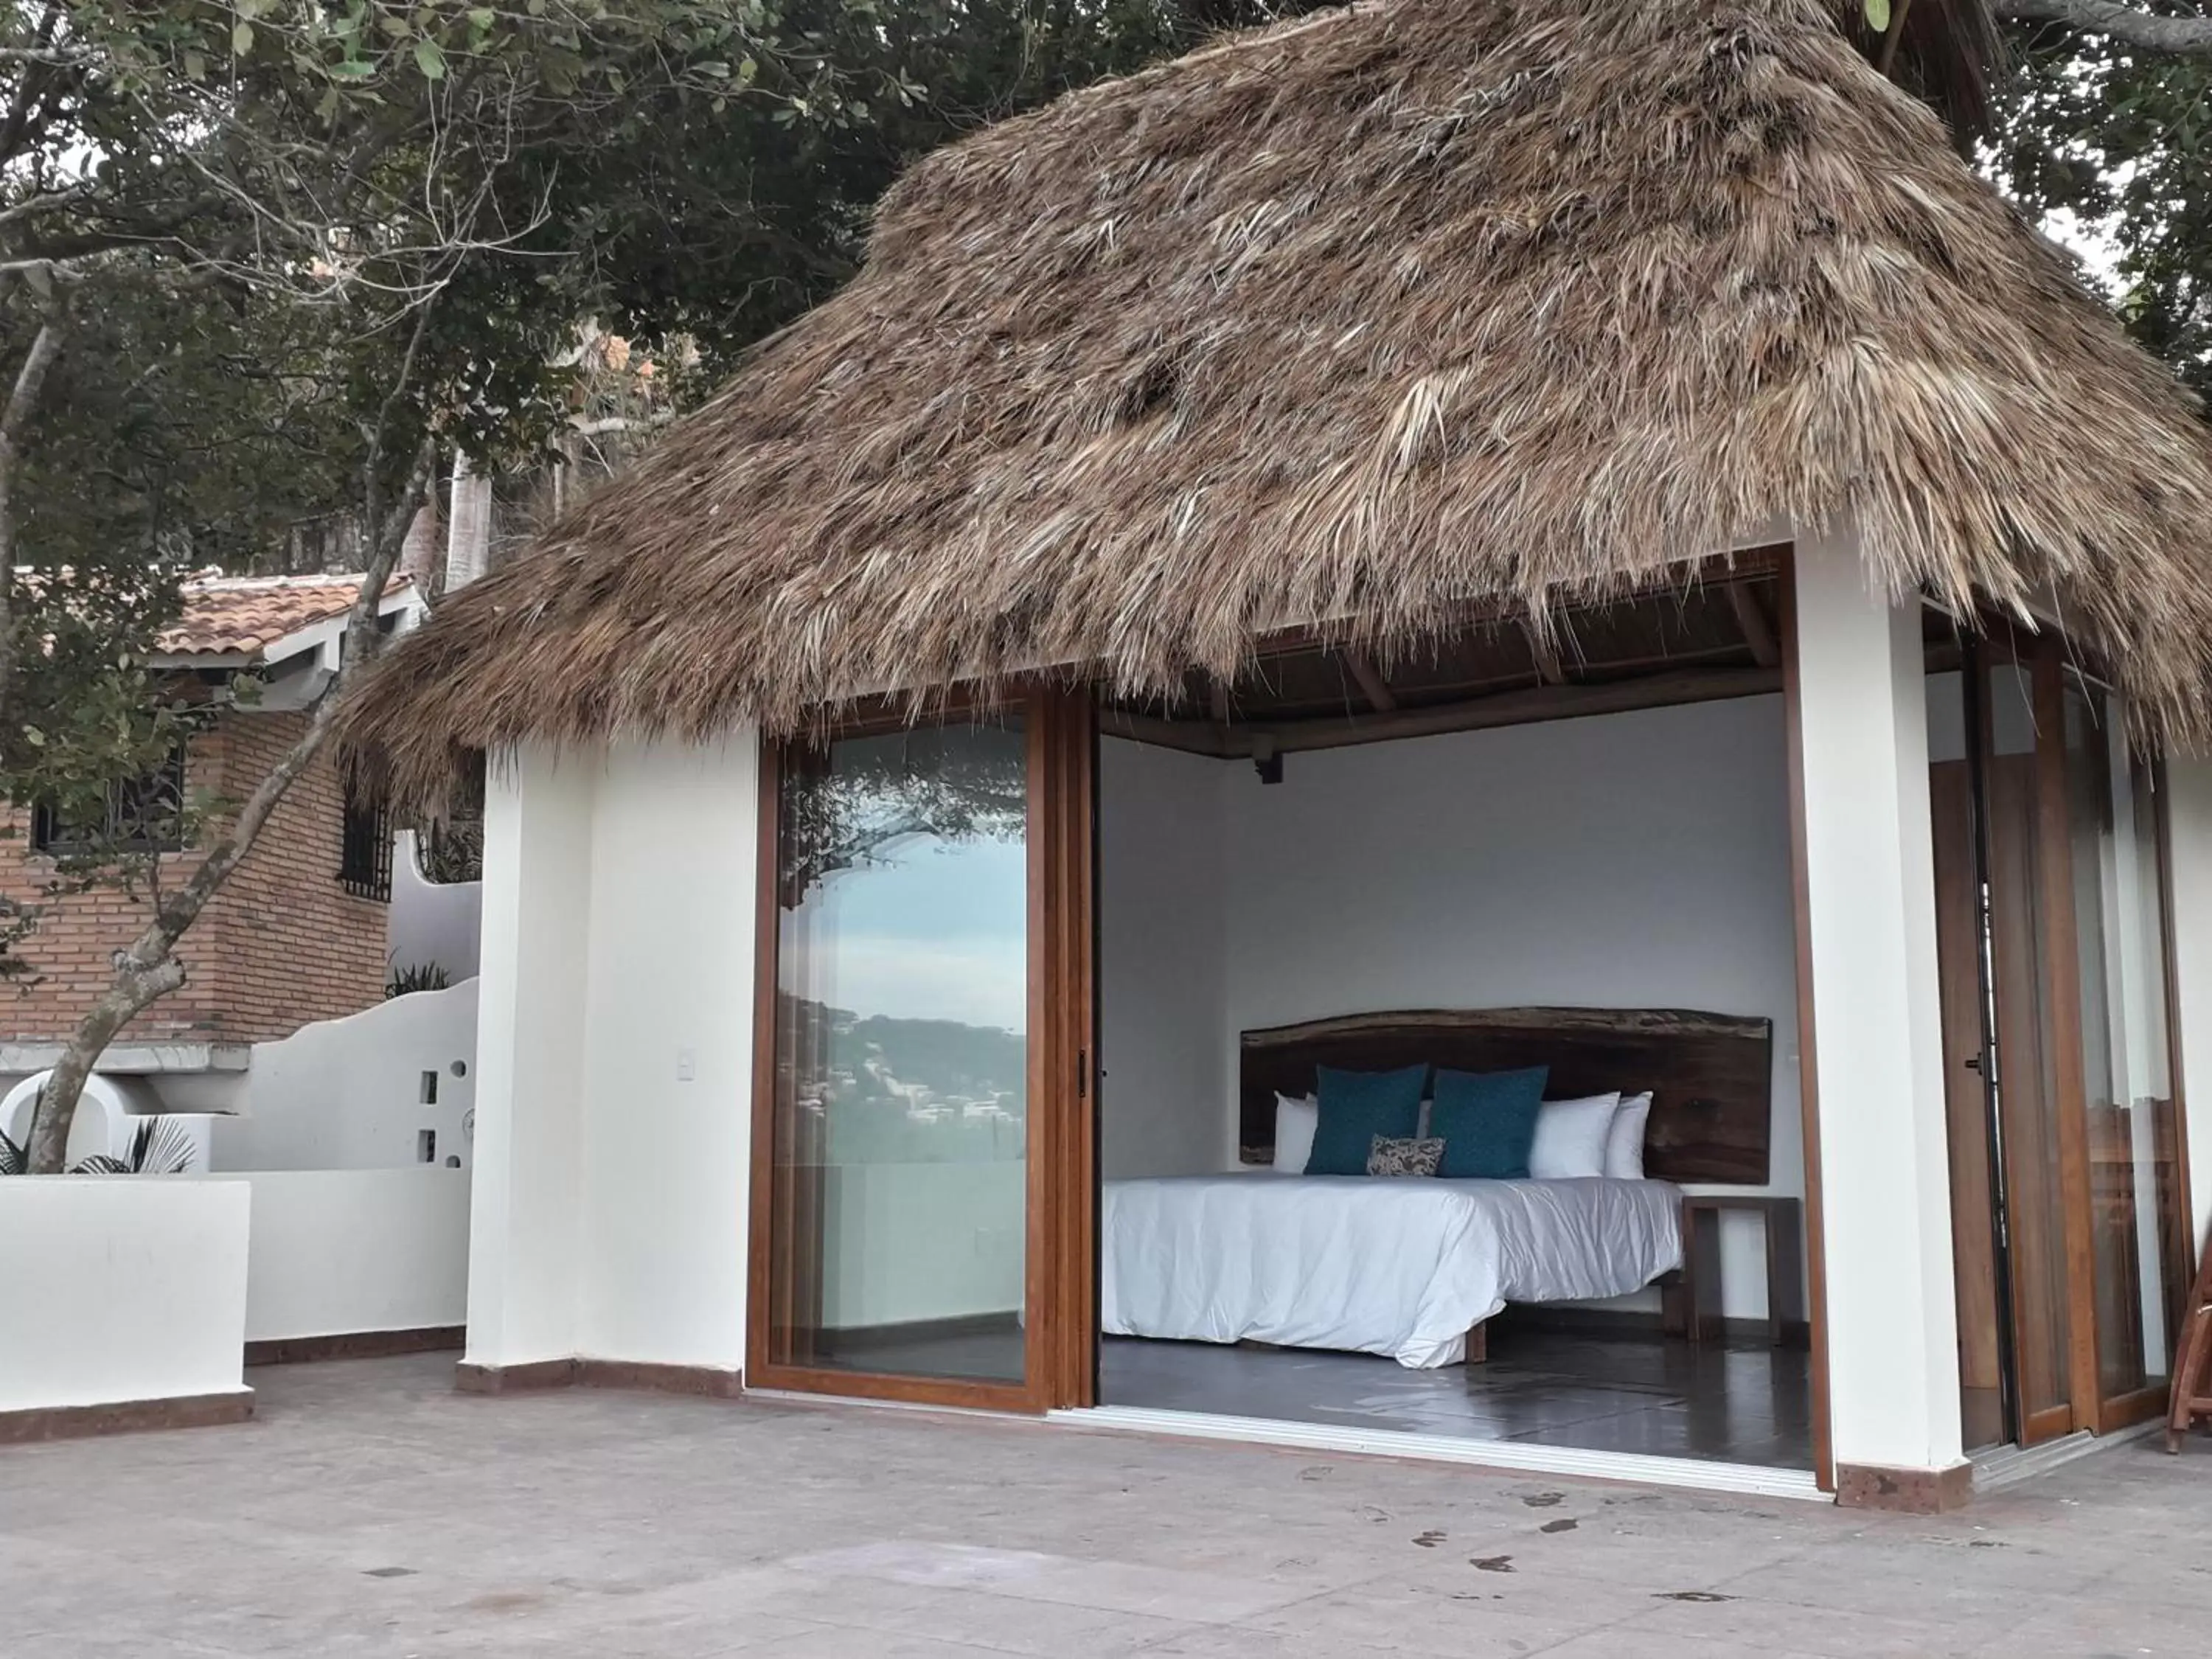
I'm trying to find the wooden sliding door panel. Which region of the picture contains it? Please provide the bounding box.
[1978,651,2078,1444]
[748,689,1095,1413]
[1929,758,2006,1452]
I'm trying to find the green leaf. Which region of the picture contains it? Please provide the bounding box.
[414,36,447,80]
[232,21,254,56]
[1864,0,1891,32]
[328,58,376,80]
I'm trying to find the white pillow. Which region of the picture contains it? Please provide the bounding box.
[1606,1091,1652,1180]
[1274,1091,1318,1175]
[1527,1091,1621,1180]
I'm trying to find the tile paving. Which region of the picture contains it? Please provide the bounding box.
[1,1352,2206,1657]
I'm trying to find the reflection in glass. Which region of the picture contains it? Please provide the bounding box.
[2062,690,2183,1403]
[768,722,1029,1384]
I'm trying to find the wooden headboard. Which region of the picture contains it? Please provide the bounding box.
[1238,1006,1773,1185]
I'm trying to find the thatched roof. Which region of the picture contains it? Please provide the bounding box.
[341,0,2212,797]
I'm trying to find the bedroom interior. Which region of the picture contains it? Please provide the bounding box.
[1091,577,1815,1472]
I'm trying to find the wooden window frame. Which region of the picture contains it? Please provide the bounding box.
[744,684,1096,1413]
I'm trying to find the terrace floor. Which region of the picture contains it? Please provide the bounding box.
[4,1352,2208,1658]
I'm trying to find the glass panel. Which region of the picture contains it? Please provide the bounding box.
[770,721,1030,1384]
[2062,689,2182,1402]
[1981,658,2073,1431]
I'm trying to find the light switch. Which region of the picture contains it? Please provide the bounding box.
[675,1047,697,1082]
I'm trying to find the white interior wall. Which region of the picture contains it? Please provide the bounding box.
[1097,695,1804,1321]
[1099,741,1228,1179]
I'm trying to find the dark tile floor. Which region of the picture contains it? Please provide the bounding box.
[1099,1323,1814,1469]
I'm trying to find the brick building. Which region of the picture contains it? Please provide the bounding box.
[1,574,423,1116]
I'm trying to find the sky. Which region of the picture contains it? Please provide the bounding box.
[801,834,1029,1034]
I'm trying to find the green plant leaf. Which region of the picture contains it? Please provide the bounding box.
[233,21,254,56]
[1865,0,1891,31]
[415,36,447,80]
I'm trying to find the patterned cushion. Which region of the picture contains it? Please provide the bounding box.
[1367,1135,1444,1178]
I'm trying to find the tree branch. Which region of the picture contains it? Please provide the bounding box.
[0,284,67,735]
[1995,0,2212,59]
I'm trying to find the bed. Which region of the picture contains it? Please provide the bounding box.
[1099,1006,1773,1369]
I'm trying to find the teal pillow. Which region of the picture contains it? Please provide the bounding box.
[1430,1065,1551,1180]
[1307,1065,1428,1176]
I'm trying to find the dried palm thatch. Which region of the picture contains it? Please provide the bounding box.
[340,0,2212,801]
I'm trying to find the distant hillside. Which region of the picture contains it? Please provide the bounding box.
[780,995,1025,1102]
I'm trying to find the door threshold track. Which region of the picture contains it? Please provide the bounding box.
[1048,1405,1827,1502]
[1972,1420,2160,1493]
[743,1387,1034,1423]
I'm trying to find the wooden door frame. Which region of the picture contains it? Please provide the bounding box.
[2021,633,2107,1437]
[1777,549,1837,1494]
[744,686,1098,1413]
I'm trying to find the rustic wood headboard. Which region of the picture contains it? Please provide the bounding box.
[1238,1006,1773,1185]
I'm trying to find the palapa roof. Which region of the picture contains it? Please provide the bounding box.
[340,0,2212,797]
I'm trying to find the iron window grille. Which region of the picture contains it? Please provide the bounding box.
[30,748,189,856]
[339,786,393,902]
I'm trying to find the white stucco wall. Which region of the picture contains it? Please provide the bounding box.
[0,1178,250,1413]
[389,830,484,981]
[466,738,757,1377]
[226,1168,470,1343]
[1096,697,1803,1321]
[1790,526,1961,1477]
[573,740,759,1371]
[216,980,479,1172]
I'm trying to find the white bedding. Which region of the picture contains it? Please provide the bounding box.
[1100,1172,1683,1368]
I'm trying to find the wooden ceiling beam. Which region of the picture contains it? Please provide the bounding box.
[1105,665,1779,760]
[1726,582,1782,669]
[1341,651,1397,713]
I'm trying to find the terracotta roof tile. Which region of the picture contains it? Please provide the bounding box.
[157,574,414,660]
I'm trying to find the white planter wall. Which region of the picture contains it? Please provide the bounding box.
[225,1169,470,1343]
[0,1178,249,1413]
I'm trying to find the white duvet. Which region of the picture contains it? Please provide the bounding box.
[1100,1172,1683,1368]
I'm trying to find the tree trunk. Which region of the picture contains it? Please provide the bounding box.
[23,435,436,1172]
[0,300,63,728]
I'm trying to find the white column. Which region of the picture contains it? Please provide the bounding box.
[574,737,759,1373]
[463,742,596,1369]
[1791,526,1965,1481]
[2163,757,2212,1257]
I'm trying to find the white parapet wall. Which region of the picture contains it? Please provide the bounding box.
[226,1168,471,1343]
[216,978,479,1172]
[0,1177,251,1415]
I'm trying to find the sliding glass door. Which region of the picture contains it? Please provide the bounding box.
[2059,686,2191,1428]
[1932,628,2192,1449]
[748,690,1096,1411]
